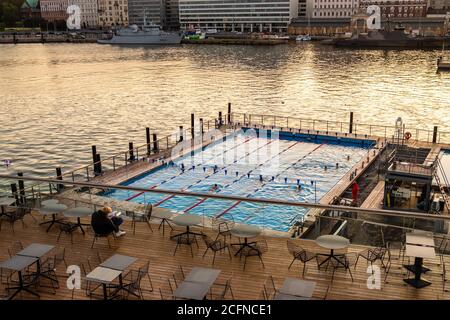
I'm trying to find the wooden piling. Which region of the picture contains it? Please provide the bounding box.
[146,127,151,155]
[228,103,231,124]
[56,167,63,191]
[433,126,438,143]
[17,172,25,204]
[95,153,102,175]
[179,126,184,142]
[191,114,195,139]
[91,145,97,173]
[349,112,354,134]
[152,133,158,151]
[129,142,135,161]
[200,118,204,135]
[219,111,223,126]
[10,183,19,205]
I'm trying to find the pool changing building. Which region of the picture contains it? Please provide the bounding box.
[178,0,300,32]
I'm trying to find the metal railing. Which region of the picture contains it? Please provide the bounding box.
[1,174,449,242]
[230,112,450,144]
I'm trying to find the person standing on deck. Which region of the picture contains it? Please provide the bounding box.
[351,182,359,206]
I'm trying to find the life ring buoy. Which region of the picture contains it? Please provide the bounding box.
[404,132,412,140]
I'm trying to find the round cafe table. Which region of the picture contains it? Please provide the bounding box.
[41,199,59,206]
[39,203,68,232]
[315,235,350,268]
[170,213,203,245]
[230,224,262,256]
[64,207,93,234]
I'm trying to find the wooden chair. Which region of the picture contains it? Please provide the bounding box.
[286,239,317,277]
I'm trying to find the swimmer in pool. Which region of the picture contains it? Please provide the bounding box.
[210,184,219,192]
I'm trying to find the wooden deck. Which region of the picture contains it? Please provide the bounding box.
[361,181,385,209]
[1,212,449,300]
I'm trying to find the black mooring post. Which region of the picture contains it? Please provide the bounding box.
[56,167,64,191]
[91,145,97,172]
[152,133,158,151]
[17,172,25,204]
[218,111,223,127]
[95,153,102,175]
[179,126,184,142]
[191,114,195,139]
[200,118,204,135]
[129,142,135,161]
[349,112,354,134]
[10,183,19,205]
[433,126,438,143]
[146,127,151,155]
[227,103,231,124]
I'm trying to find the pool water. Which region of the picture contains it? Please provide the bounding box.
[104,130,372,231]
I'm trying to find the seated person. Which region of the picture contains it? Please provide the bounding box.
[91,206,126,237]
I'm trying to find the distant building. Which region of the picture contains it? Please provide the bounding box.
[98,0,129,27]
[359,0,427,18]
[21,0,42,27]
[128,0,163,26]
[67,0,99,28]
[165,0,180,30]
[306,0,360,19]
[427,0,450,16]
[178,0,299,33]
[40,0,68,23]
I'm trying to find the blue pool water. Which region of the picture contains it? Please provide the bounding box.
[104,130,372,231]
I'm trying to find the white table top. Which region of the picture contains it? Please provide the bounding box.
[86,266,122,284]
[405,244,436,259]
[64,207,93,218]
[100,254,137,271]
[39,203,68,214]
[279,278,316,298]
[173,280,211,300]
[0,255,38,272]
[17,243,55,258]
[406,233,435,247]
[315,235,350,250]
[172,213,202,227]
[274,292,310,300]
[153,207,174,219]
[184,267,221,286]
[41,199,59,206]
[231,224,262,238]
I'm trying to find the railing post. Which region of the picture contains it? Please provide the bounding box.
[218,112,223,127]
[86,166,90,181]
[433,126,438,143]
[56,167,63,192]
[146,127,151,155]
[113,157,116,170]
[227,103,231,124]
[152,133,158,152]
[129,142,135,161]
[349,112,353,134]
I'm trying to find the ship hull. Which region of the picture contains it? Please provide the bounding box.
[329,37,450,49]
[97,34,182,45]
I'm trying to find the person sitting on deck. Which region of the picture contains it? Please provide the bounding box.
[91,206,126,237]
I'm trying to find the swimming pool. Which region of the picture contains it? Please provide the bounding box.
[104,129,373,231]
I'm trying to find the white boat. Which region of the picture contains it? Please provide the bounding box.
[296,35,311,41]
[97,14,181,45]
